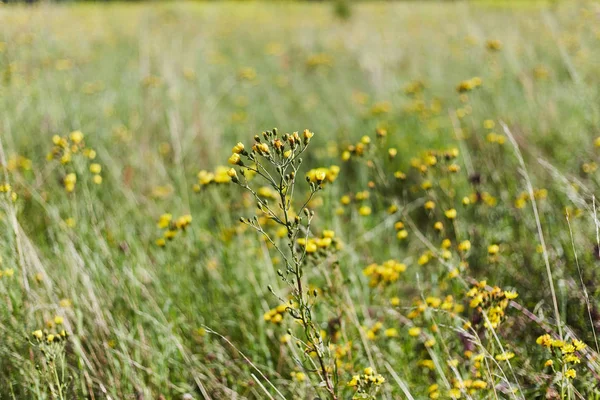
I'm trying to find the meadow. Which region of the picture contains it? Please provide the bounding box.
[1,1,600,399]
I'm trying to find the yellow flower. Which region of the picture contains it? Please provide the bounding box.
[565,369,576,379]
[562,344,575,354]
[305,242,317,253]
[90,163,102,174]
[227,168,237,179]
[408,327,421,337]
[158,213,172,229]
[536,334,552,347]
[495,351,515,361]
[256,142,269,154]
[303,129,314,142]
[358,206,372,216]
[347,375,360,387]
[64,173,77,192]
[448,164,460,173]
[228,153,241,165]
[397,230,408,240]
[487,244,500,255]
[323,230,335,239]
[504,290,518,300]
[232,142,245,154]
[444,209,457,219]
[291,371,306,382]
[164,230,177,240]
[472,380,487,389]
[458,240,471,252]
[424,201,435,210]
[573,339,586,351]
[384,328,398,337]
[564,354,580,364]
[280,334,291,344]
[394,171,406,180]
[70,130,84,144]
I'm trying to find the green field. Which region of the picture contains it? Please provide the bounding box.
[1,1,600,399]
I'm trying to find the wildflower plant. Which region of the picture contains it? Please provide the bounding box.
[29,329,70,400]
[536,334,586,391]
[346,367,385,399]
[47,131,101,193]
[227,128,339,399]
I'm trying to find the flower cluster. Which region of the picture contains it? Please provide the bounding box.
[263,303,289,325]
[341,134,375,161]
[47,131,101,192]
[155,213,193,247]
[466,281,518,330]
[407,295,464,319]
[32,328,68,344]
[305,165,340,185]
[297,229,341,255]
[347,367,385,398]
[456,77,482,93]
[5,154,32,172]
[194,166,235,190]
[363,321,398,340]
[363,259,407,287]
[0,183,18,202]
[514,188,547,209]
[449,378,488,397]
[395,221,408,240]
[536,334,586,380]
